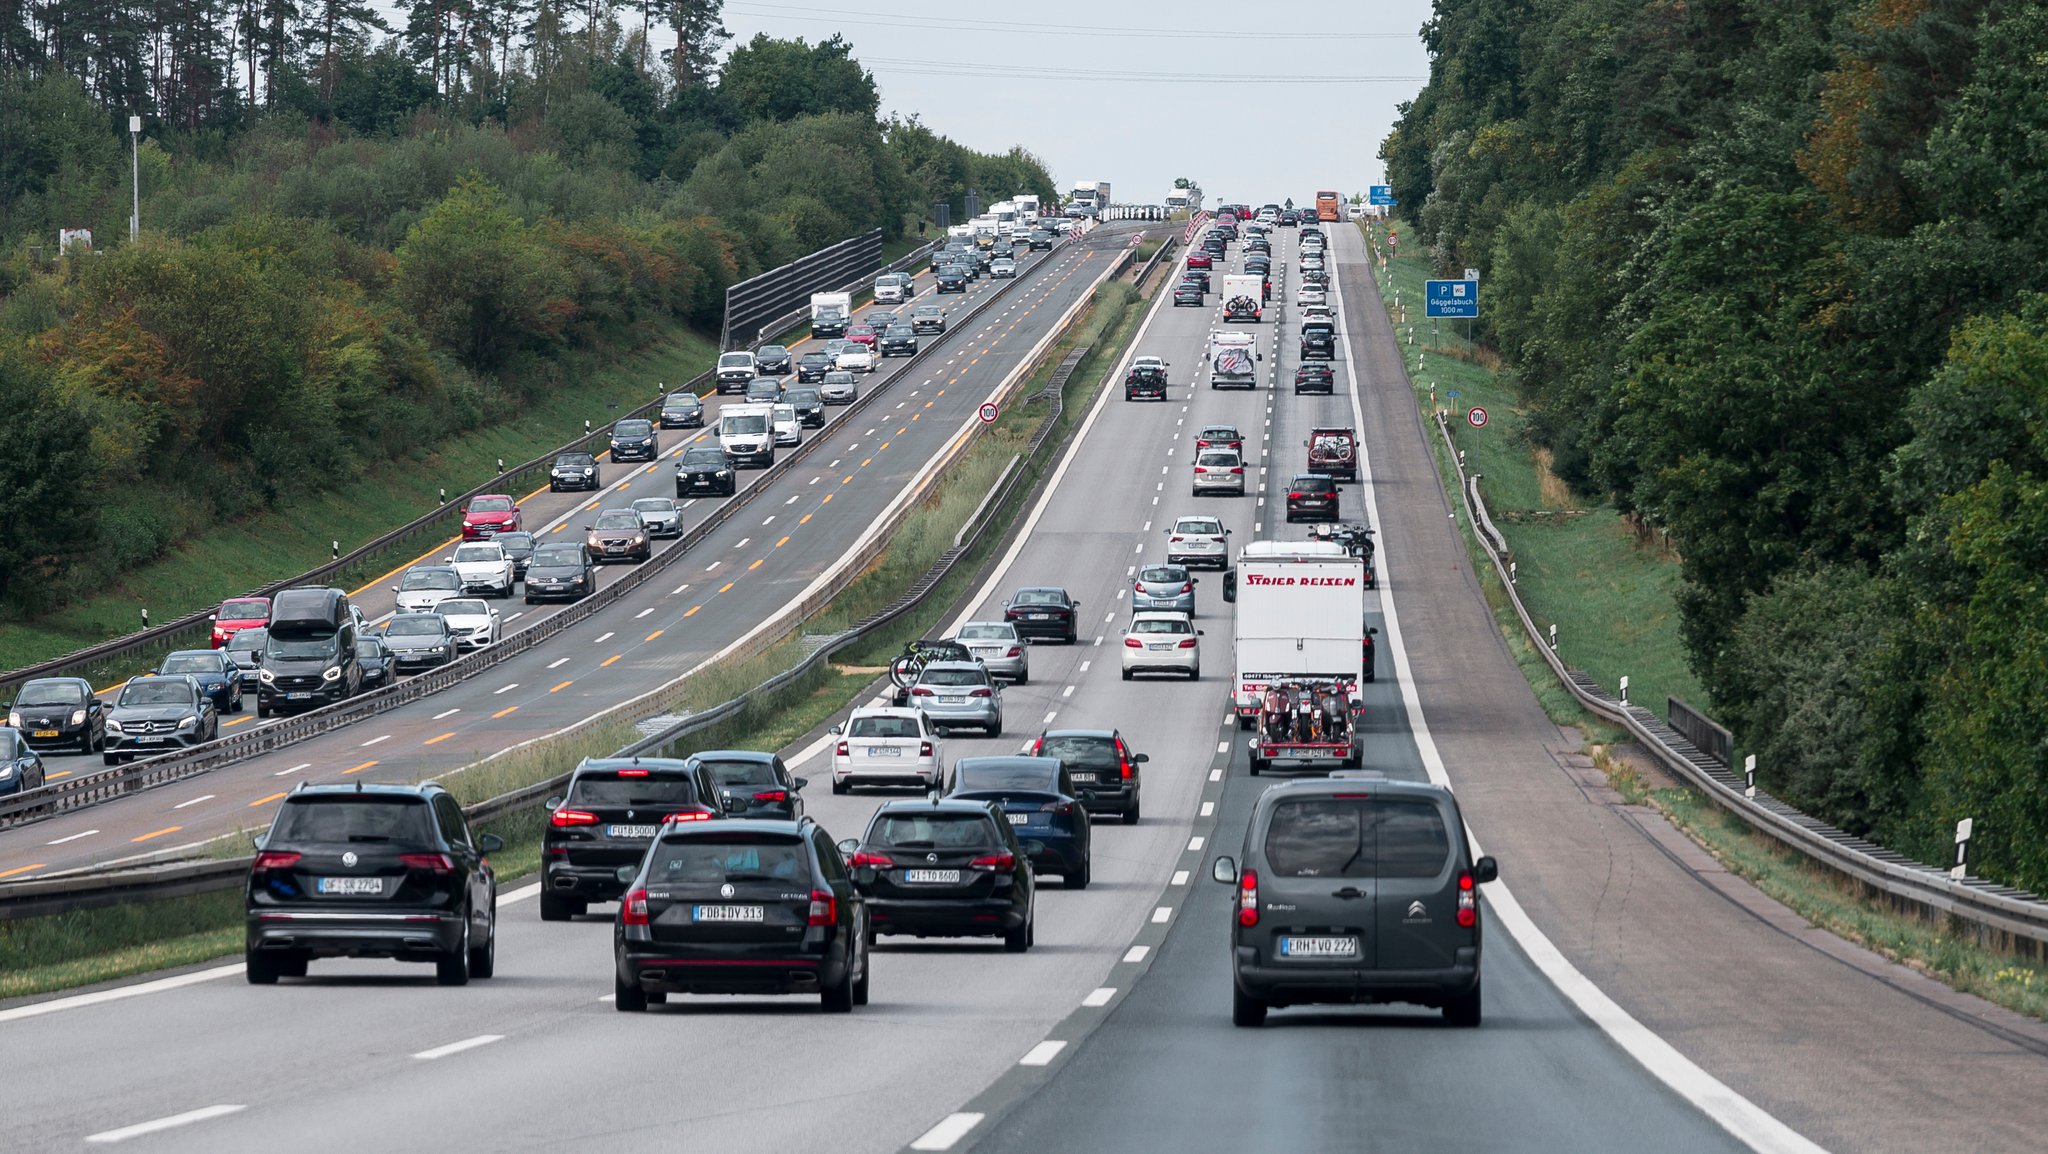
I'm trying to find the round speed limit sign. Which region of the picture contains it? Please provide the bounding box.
[978,401,999,424]
[1467,406,1489,428]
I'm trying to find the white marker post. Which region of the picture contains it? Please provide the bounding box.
[1509,561,1517,585]
[1619,675,1630,707]
[1951,818,1973,881]
[1547,623,1557,651]
[1744,754,1757,800]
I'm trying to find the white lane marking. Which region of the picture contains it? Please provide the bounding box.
[763,516,775,525]
[785,494,800,505]
[594,632,614,644]
[672,584,690,595]
[276,763,311,777]
[829,460,840,468]
[547,658,570,669]
[499,881,541,905]
[1042,711,1057,725]
[1171,870,1190,886]
[1142,521,1151,531]
[86,1105,247,1144]
[635,608,654,619]
[1215,741,1230,754]
[432,709,460,720]
[1209,768,1223,782]
[1115,590,1125,600]
[1083,987,1116,1007]
[506,611,524,623]
[1151,906,1172,924]
[413,1034,504,1061]
[172,795,213,810]
[1094,636,1103,646]
[47,829,99,844]
[735,538,750,549]
[1122,945,1149,963]
[1126,565,1136,576]
[910,1113,986,1152]
[1329,243,1826,1154]
[359,735,389,748]
[0,962,242,1024]
[1019,1040,1067,1066]
[1061,686,1074,698]
[1188,835,1205,851]
[1200,801,1215,817]
[707,560,721,571]
[1078,661,1090,672]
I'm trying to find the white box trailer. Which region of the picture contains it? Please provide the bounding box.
[1208,330,1260,389]
[1223,541,1368,768]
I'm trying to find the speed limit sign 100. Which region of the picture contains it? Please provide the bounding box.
[978,401,999,424]
[1468,406,1488,428]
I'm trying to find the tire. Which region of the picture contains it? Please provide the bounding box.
[469,903,496,979]
[822,958,856,1013]
[539,891,575,922]
[1189,664,1200,681]
[1015,670,1028,686]
[1065,631,1078,645]
[245,950,280,985]
[1237,714,1255,732]
[1232,984,1268,1028]
[1121,669,1133,682]
[1067,857,1090,889]
[1249,758,1264,776]
[852,932,871,1006]
[1444,979,1482,1027]
[276,953,308,978]
[614,971,648,1012]
[832,777,850,796]
[103,753,120,766]
[257,701,271,719]
[436,919,472,986]
[1123,799,1141,825]
[524,596,535,605]
[986,720,1003,738]
[1004,916,1032,953]
[231,692,243,714]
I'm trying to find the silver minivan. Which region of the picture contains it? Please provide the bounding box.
[1212,774,1498,1027]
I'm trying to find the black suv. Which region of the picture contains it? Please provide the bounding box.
[796,351,833,383]
[245,782,501,985]
[8,676,106,754]
[541,757,719,920]
[1285,474,1340,522]
[550,451,601,492]
[879,324,919,357]
[1213,775,1498,1026]
[694,749,807,820]
[613,818,870,1012]
[1300,321,1335,361]
[1029,728,1146,824]
[841,798,1035,950]
[609,418,658,461]
[1294,363,1335,394]
[936,266,968,294]
[676,445,738,497]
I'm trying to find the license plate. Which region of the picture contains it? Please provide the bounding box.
[317,877,384,895]
[1007,813,1029,825]
[970,648,997,657]
[902,869,961,884]
[1070,772,1097,783]
[137,736,165,744]
[941,696,965,705]
[32,729,58,738]
[606,546,625,554]
[542,584,563,591]
[693,904,764,922]
[864,746,897,758]
[1279,936,1359,959]
[1149,643,1174,651]
[287,691,312,700]
[607,825,658,839]
[1028,612,1049,619]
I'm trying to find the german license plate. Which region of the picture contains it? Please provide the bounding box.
[1149,643,1174,651]
[606,546,625,554]
[1028,612,1049,619]
[287,692,312,700]
[902,869,960,884]
[864,746,897,758]
[317,876,383,896]
[32,729,58,738]
[1070,772,1097,783]
[607,825,658,839]
[941,696,965,705]
[137,736,165,744]
[1279,936,1359,959]
[693,904,763,922]
[1006,813,1029,825]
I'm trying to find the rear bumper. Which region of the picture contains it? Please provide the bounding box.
[1016,836,1087,877]
[1009,618,1074,641]
[545,860,633,902]
[1074,781,1137,815]
[619,944,848,996]
[868,896,1026,936]
[834,764,940,788]
[247,911,464,958]
[1234,947,1479,1006]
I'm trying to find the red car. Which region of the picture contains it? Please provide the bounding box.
[463,494,522,539]
[1186,251,1213,271]
[844,322,878,348]
[212,597,270,647]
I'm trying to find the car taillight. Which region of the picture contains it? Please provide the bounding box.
[836,741,849,757]
[919,741,934,757]
[252,850,301,872]
[1005,608,1022,619]
[969,852,1016,872]
[1238,871,1259,926]
[911,687,935,697]
[663,810,713,823]
[399,852,455,874]
[622,888,650,925]
[969,687,993,697]
[616,768,649,777]
[752,789,788,803]
[1182,582,1194,593]
[1288,491,1304,499]
[1125,637,1143,648]
[1039,801,1074,814]
[808,889,837,927]
[1178,638,1198,649]
[1458,871,1478,928]
[549,808,599,828]
[1006,646,1022,658]
[848,851,894,869]
[1230,466,1245,474]
[1120,756,1134,779]
[1030,737,1044,755]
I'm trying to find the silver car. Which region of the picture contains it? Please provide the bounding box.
[952,621,1029,683]
[630,497,683,538]
[1167,515,1230,569]
[820,370,860,404]
[907,661,1004,736]
[1132,563,1197,614]
[1192,448,1246,496]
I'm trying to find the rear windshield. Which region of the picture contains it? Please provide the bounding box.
[220,599,269,619]
[1262,798,1452,879]
[1037,735,1116,769]
[1177,518,1222,535]
[697,758,777,787]
[917,667,984,687]
[848,715,920,739]
[1198,452,1238,467]
[567,771,702,809]
[271,796,436,845]
[957,624,1012,640]
[872,812,998,849]
[1131,617,1190,635]
[532,544,584,566]
[1138,567,1184,583]
[1293,477,1337,493]
[1012,589,1066,606]
[647,837,807,883]
[953,763,1055,791]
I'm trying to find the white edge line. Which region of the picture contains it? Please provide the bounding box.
[909,1112,986,1152]
[0,963,244,1025]
[85,1104,247,1144]
[413,1033,505,1061]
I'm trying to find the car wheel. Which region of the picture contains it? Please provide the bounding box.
[1004,916,1032,953]
[1190,664,1200,680]
[614,971,648,1012]
[1066,630,1078,645]
[1123,799,1141,825]
[1068,857,1090,889]
[436,919,472,986]
[832,777,849,796]
[469,902,497,979]
[102,753,120,766]
[539,892,574,922]
[276,952,309,979]
[821,959,856,1013]
[1121,668,1133,681]
[245,950,280,985]
[1444,979,1482,1027]
[1232,984,1268,1028]
[987,719,1002,738]
[1249,757,1265,776]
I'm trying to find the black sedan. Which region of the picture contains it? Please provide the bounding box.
[357,636,395,691]
[796,352,833,383]
[614,819,870,1012]
[659,391,704,429]
[1173,281,1205,307]
[8,676,106,754]
[946,756,1091,887]
[676,445,738,497]
[841,799,1035,951]
[524,541,597,603]
[1294,363,1335,394]
[496,531,537,580]
[223,628,268,691]
[1003,586,1081,644]
[104,675,218,765]
[879,324,918,357]
[0,728,47,795]
[155,648,244,714]
[694,749,807,821]
[785,387,826,428]
[753,344,793,376]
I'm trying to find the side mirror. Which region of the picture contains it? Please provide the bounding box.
[544,796,563,812]
[478,833,503,853]
[1132,753,1150,764]
[390,586,399,594]
[1473,855,1499,884]
[442,556,453,563]
[1223,567,1238,603]
[208,615,217,623]
[1212,856,1238,884]
[828,725,843,736]
[794,776,809,791]
[251,832,267,851]
[1368,626,1380,636]
[1198,630,1205,636]
[490,609,500,617]
[615,865,638,885]
[837,838,860,856]
[145,669,157,676]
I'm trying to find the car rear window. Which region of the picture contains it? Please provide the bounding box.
[1198,452,1238,467]
[873,812,998,849]
[271,796,437,845]
[1293,476,1337,493]
[1138,566,1184,583]
[1038,736,1116,769]
[567,770,702,809]
[953,762,1056,791]
[1377,800,1454,878]
[917,668,985,687]
[1177,518,1222,535]
[849,715,920,739]
[697,758,777,787]
[1131,617,1190,634]
[1265,799,1373,877]
[957,624,1012,640]
[647,836,807,883]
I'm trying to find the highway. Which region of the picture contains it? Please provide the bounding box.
[4,220,2047,1154]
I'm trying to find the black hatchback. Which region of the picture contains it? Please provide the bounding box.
[523,541,596,603]
[796,351,833,382]
[675,445,738,498]
[541,756,719,921]
[1285,474,1341,523]
[694,749,807,821]
[614,819,870,1012]
[936,267,968,293]
[946,756,1091,887]
[842,799,1035,950]
[550,451,601,492]
[1003,586,1081,644]
[245,782,501,985]
[1294,364,1335,394]
[8,676,106,754]
[1030,728,1146,824]
[659,391,705,429]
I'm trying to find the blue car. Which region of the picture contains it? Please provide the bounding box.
[154,649,244,714]
[0,728,47,796]
[946,755,1092,888]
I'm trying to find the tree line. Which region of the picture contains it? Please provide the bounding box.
[0,3,1054,624]
[1385,0,2048,891]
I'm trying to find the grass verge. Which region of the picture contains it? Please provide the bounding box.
[0,272,1152,1003]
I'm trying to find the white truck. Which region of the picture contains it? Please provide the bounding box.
[810,291,852,339]
[1222,540,1369,769]
[1221,273,1264,323]
[1067,180,1111,217]
[718,403,777,468]
[1208,330,1260,389]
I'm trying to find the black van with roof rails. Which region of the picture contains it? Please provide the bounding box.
[257,587,361,717]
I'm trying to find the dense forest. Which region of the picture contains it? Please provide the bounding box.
[1385,0,2048,889]
[0,1,1053,615]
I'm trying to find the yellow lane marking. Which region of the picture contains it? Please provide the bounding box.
[132,826,182,843]
[0,864,44,879]
[859,459,871,468]
[46,770,72,781]
[424,732,456,745]
[775,536,789,547]
[684,605,701,617]
[600,654,623,667]
[223,716,252,728]
[250,792,286,807]
[897,427,907,436]
[799,514,813,525]
[748,559,763,571]
[718,582,735,593]
[645,629,664,641]
[879,443,890,452]
[343,760,379,775]
[843,475,854,484]
[823,493,834,504]
[550,680,574,692]
[493,705,519,718]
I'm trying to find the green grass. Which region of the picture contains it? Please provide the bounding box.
[0,322,720,679]
[1363,218,1707,721]
[0,891,243,1000]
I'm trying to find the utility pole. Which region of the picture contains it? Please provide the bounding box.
[129,115,141,243]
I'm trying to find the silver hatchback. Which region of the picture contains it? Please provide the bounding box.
[952,621,1030,683]
[907,661,1004,736]
[1193,448,1246,496]
[1132,564,1197,614]
[820,370,860,404]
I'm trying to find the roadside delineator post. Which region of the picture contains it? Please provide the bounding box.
[1745,754,1758,800]
[1547,623,1557,651]
[331,540,339,561]
[1620,675,1630,707]
[1509,561,1517,585]
[1952,818,1974,881]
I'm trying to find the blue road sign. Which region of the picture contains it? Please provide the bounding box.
[1425,279,1479,319]
[1368,185,1397,206]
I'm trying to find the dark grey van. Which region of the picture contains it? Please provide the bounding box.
[1212,774,1498,1027]
[258,587,362,716]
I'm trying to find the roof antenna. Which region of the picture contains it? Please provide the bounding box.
[355,779,363,792]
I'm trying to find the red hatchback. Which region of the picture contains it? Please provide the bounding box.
[845,323,878,348]
[1186,251,1213,271]
[212,597,270,647]
[463,494,522,539]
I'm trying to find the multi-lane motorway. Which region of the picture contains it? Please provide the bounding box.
[4,220,2048,1153]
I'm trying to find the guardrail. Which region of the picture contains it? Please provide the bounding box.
[0,234,945,701]
[735,241,939,355]
[0,229,1143,921]
[0,233,1080,833]
[1432,410,2048,957]
[717,229,883,351]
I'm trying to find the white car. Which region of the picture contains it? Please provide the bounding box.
[630,496,683,538]
[772,403,801,447]
[716,350,756,393]
[1296,285,1328,308]
[1121,612,1201,680]
[443,541,515,598]
[830,707,944,794]
[1192,448,1245,496]
[392,565,463,613]
[836,345,875,374]
[1300,303,1334,326]
[1167,515,1230,569]
[434,597,501,650]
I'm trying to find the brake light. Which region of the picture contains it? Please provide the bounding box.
[1120,756,1134,779]
[970,687,993,697]
[919,741,934,758]
[752,789,788,803]
[252,850,301,871]
[1238,871,1259,926]
[1006,647,1023,658]
[1182,582,1194,594]
[808,889,837,927]
[1230,467,1245,474]
[1125,637,1143,648]
[399,852,455,874]
[1039,801,1074,814]
[662,810,713,823]
[1170,535,1184,542]
[836,741,850,757]
[848,851,894,869]
[622,888,649,925]
[1030,737,1044,755]
[1178,638,1198,649]
[1288,491,1304,500]
[549,808,599,828]
[1458,871,1478,928]
[911,687,935,697]
[616,768,649,777]
[969,852,1016,872]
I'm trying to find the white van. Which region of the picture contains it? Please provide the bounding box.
[718,404,777,468]
[874,272,911,304]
